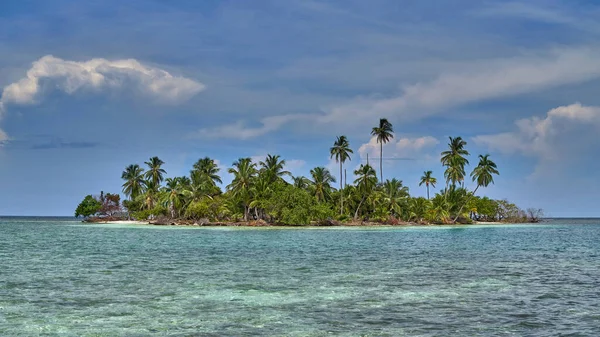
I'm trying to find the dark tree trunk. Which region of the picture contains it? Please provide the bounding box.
[379,142,383,182]
[340,161,343,215]
[354,196,366,220]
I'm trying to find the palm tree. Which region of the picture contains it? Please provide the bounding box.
[453,154,499,222]
[140,180,159,211]
[259,154,291,183]
[249,175,273,220]
[381,178,409,217]
[353,164,378,219]
[419,170,437,200]
[409,197,432,223]
[429,194,451,223]
[144,157,166,188]
[163,177,188,218]
[121,164,145,200]
[292,176,311,190]
[191,157,222,186]
[470,154,499,192]
[330,135,353,214]
[440,137,469,188]
[227,158,257,221]
[371,118,394,182]
[309,167,336,202]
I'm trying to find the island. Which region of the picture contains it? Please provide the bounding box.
[75,118,543,227]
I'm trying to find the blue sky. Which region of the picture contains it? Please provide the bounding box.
[1,0,600,216]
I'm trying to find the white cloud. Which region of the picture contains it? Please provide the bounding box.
[285,159,306,173]
[191,114,309,140]
[322,47,600,126]
[474,103,600,178]
[0,55,205,142]
[471,2,600,34]
[201,47,600,139]
[358,136,439,161]
[0,55,204,108]
[0,128,8,143]
[472,2,575,25]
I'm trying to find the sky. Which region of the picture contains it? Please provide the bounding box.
[1,0,600,217]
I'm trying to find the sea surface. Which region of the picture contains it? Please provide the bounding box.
[1,218,599,336]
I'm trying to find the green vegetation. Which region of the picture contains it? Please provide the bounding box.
[75,195,101,218]
[75,192,122,219]
[76,118,541,225]
[371,118,394,182]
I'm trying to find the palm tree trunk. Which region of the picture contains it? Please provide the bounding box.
[340,162,343,215]
[354,196,366,220]
[244,205,248,221]
[379,142,383,182]
[427,184,430,200]
[452,185,479,223]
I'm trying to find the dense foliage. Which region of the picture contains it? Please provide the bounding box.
[75,195,102,218]
[77,119,540,224]
[75,192,122,218]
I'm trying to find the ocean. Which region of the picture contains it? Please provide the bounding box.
[1,217,599,336]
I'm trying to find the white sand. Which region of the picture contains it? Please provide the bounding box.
[100,220,149,225]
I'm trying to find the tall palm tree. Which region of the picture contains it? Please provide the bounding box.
[330,135,353,214]
[259,154,291,183]
[470,154,499,192]
[353,164,378,219]
[192,157,222,186]
[419,170,437,200]
[227,158,257,221]
[371,118,394,182]
[440,137,469,188]
[453,154,499,222]
[121,164,145,200]
[309,167,336,202]
[144,157,166,188]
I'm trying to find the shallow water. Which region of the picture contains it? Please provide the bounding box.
[1,218,599,336]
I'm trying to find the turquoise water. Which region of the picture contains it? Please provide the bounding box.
[1,218,600,336]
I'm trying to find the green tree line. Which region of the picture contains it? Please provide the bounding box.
[76,118,539,224]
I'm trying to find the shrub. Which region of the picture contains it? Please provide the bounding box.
[75,195,102,218]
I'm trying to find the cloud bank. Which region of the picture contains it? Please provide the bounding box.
[0,55,205,143]
[1,55,205,107]
[474,103,600,180]
[200,47,600,139]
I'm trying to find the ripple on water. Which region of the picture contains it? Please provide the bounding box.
[1,219,600,335]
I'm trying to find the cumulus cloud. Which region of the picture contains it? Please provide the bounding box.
[358,136,439,162]
[474,103,600,161]
[0,55,205,143]
[0,55,204,109]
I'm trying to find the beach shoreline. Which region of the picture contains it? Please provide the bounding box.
[89,219,534,227]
